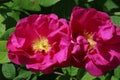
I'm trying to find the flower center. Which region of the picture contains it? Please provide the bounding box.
[32,37,51,53]
[84,32,96,51]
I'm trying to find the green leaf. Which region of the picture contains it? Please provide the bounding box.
[81,73,96,80]
[111,76,118,80]
[110,16,120,27]
[13,69,33,80]
[76,68,86,80]
[2,63,16,79]
[0,40,7,52]
[0,13,5,22]
[98,76,105,80]
[39,0,60,7]
[0,27,15,40]
[13,0,41,11]
[114,66,120,79]
[0,41,10,64]
[0,24,5,38]
[104,0,118,11]
[74,0,79,5]
[0,14,6,38]
[3,1,14,8]
[62,66,79,76]
[7,11,20,21]
[0,52,10,64]
[104,71,113,80]
[32,76,37,80]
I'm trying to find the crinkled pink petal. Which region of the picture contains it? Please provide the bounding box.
[90,53,109,66]
[55,48,68,63]
[9,34,25,49]
[26,63,53,74]
[70,6,110,35]
[86,61,104,76]
[98,24,115,41]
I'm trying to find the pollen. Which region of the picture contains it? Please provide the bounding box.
[84,32,96,51]
[32,37,51,53]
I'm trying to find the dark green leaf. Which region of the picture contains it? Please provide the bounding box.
[2,63,16,79]
[7,11,20,21]
[105,71,113,80]
[52,0,76,19]
[13,69,33,80]
[32,76,37,80]
[56,74,70,80]
[76,68,86,80]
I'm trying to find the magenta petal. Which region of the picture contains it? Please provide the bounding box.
[91,53,109,66]
[11,34,25,48]
[55,48,68,63]
[70,6,110,34]
[86,61,104,76]
[98,24,115,41]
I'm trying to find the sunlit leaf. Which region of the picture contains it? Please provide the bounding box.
[0,41,7,52]
[0,52,10,64]
[81,73,96,80]
[114,66,120,79]
[62,66,79,76]
[0,24,5,38]
[39,0,60,7]
[13,0,41,11]
[0,41,10,64]
[111,76,118,80]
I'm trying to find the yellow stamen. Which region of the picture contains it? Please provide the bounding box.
[32,37,51,53]
[84,32,96,51]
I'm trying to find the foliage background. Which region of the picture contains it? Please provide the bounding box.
[0,0,120,80]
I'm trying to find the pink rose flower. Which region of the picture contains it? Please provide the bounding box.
[70,7,120,76]
[7,14,71,74]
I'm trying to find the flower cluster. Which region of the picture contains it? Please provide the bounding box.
[7,7,120,76]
